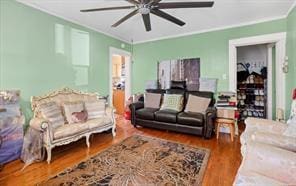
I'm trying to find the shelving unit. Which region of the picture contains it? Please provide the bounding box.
[237,80,267,120]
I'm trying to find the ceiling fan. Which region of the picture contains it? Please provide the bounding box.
[80,0,214,32]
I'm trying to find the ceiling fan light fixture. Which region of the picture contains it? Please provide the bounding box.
[139,7,150,14]
[138,4,150,14]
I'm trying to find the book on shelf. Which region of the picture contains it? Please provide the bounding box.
[216,91,237,108]
[216,106,237,110]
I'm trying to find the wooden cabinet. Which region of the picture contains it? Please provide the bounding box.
[113,89,125,115]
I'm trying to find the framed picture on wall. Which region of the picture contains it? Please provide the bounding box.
[157,58,200,90]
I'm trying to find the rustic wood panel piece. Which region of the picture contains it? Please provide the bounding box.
[0,116,243,186]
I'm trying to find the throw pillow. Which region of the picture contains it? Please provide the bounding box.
[84,100,106,119]
[63,101,84,124]
[71,110,88,123]
[160,94,184,112]
[144,93,162,109]
[185,94,211,113]
[39,102,65,129]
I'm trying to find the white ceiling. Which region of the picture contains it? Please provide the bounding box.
[18,0,295,43]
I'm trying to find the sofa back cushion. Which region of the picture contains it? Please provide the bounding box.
[170,81,186,89]
[63,101,84,124]
[146,89,166,95]
[31,88,98,118]
[144,93,162,109]
[160,94,184,112]
[84,100,106,119]
[39,102,65,129]
[166,89,186,96]
[185,94,211,113]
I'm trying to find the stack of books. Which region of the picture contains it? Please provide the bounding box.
[216,91,237,109]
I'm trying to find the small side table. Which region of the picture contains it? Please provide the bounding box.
[216,118,235,141]
[215,107,237,141]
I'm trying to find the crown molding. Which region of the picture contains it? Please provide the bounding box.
[17,1,132,44]
[133,15,287,44]
[17,0,295,45]
[286,0,296,16]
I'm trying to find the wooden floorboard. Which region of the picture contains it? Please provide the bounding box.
[0,116,243,186]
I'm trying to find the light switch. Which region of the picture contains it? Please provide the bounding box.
[222,74,227,80]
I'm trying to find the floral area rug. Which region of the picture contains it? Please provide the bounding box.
[41,135,210,186]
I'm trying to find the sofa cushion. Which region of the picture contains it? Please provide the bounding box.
[186,91,214,106]
[63,101,84,124]
[185,94,211,113]
[160,94,184,112]
[86,117,113,129]
[144,93,162,109]
[136,108,158,120]
[155,110,179,123]
[177,112,204,127]
[53,123,88,140]
[39,102,65,129]
[84,100,106,119]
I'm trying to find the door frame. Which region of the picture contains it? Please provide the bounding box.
[109,47,132,107]
[229,32,286,119]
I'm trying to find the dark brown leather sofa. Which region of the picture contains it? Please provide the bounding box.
[130,88,216,139]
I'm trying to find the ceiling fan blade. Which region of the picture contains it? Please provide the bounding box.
[157,2,214,9]
[153,0,162,4]
[148,0,162,6]
[142,14,151,31]
[112,9,138,27]
[80,6,136,12]
[151,9,185,26]
[126,0,140,5]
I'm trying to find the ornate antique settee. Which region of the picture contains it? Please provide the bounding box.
[29,88,116,163]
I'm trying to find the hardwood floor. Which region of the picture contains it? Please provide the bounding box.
[0,116,243,186]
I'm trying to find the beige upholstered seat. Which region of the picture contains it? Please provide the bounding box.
[53,123,89,140]
[86,117,112,129]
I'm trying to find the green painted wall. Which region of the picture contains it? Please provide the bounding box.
[286,6,296,118]
[0,1,130,120]
[133,18,288,118]
[1,0,294,121]
[133,19,286,94]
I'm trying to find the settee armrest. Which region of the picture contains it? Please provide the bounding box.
[106,106,116,125]
[204,107,217,139]
[245,117,287,134]
[243,142,296,184]
[129,101,144,125]
[252,132,296,152]
[29,117,53,145]
[29,118,49,131]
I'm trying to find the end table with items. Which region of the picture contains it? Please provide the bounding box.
[215,108,238,141]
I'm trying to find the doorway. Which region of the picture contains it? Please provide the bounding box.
[109,47,131,115]
[229,32,286,120]
[236,44,274,120]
